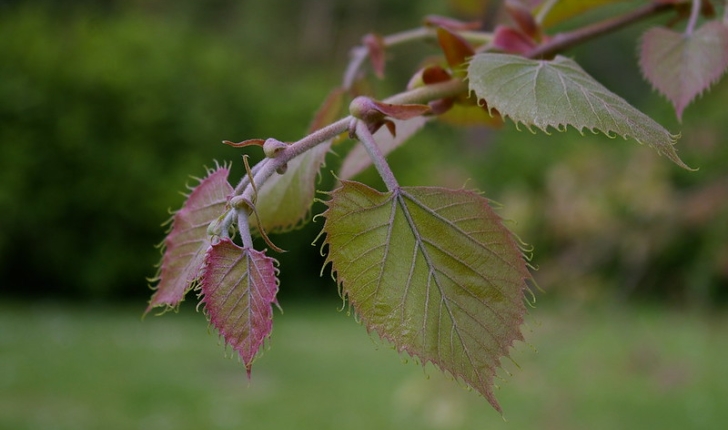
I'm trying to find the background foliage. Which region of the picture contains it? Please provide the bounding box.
[0,0,726,305]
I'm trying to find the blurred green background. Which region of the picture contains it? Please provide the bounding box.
[1,0,727,428]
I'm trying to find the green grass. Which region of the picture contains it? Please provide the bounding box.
[1,299,727,430]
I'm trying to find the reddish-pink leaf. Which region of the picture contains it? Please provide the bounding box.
[350,96,430,135]
[422,65,453,85]
[363,33,386,79]
[640,21,728,120]
[436,27,475,72]
[504,0,540,39]
[146,166,233,314]
[308,87,346,133]
[200,239,279,376]
[493,25,537,55]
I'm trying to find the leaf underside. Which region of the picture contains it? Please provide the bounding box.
[321,181,530,413]
[200,238,279,375]
[640,21,728,120]
[467,53,691,169]
[147,166,233,314]
[250,140,331,235]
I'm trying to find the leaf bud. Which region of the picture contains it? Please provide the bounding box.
[207,217,224,237]
[263,138,288,158]
[276,163,288,175]
[349,96,383,123]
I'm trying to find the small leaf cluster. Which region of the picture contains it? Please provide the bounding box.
[147,0,727,414]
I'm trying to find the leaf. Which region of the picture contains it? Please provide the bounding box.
[321,181,531,413]
[504,0,540,39]
[338,117,429,181]
[639,21,728,120]
[363,33,386,79]
[249,140,331,235]
[534,0,627,28]
[467,53,692,169]
[308,87,346,133]
[436,27,475,72]
[147,166,233,314]
[200,239,279,375]
[493,25,537,54]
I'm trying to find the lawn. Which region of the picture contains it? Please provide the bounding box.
[1,299,726,430]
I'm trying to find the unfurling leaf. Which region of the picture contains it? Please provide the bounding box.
[639,21,728,120]
[468,53,692,169]
[200,239,279,375]
[363,33,386,79]
[321,181,531,413]
[308,87,346,133]
[338,117,429,181]
[436,27,475,72]
[249,140,331,235]
[147,166,233,314]
[504,0,539,39]
[493,25,537,55]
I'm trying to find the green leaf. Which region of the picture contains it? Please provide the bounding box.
[639,21,728,120]
[200,239,279,376]
[467,53,692,169]
[321,181,530,413]
[250,141,331,235]
[147,166,233,314]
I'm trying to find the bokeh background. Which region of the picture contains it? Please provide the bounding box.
[1,0,727,429]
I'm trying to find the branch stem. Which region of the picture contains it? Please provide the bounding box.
[343,27,491,89]
[526,1,675,59]
[354,120,399,191]
[237,78,467,202]
[686,0,702,35]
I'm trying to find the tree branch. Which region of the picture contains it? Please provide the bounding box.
[526,1,676,59]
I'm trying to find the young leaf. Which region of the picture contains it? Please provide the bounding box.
[493,25,537,54]
[321,181,531,413]
[338,117,429,181]
[249,140,331,235]
[200,239,279,375]
[147,166,233,314]
[639,21,728,120]
[436,27,475,72]
[308,87,346,133]
[467,53,691,169]
[505,0,540,39]
[363,33,387,79]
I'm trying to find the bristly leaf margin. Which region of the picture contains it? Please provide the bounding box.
[199,238,280,376]
[146,164,233,315]
[319,180,532,414]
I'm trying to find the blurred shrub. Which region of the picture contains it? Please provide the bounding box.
[2,1,725,307]
[0,4,333,299]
